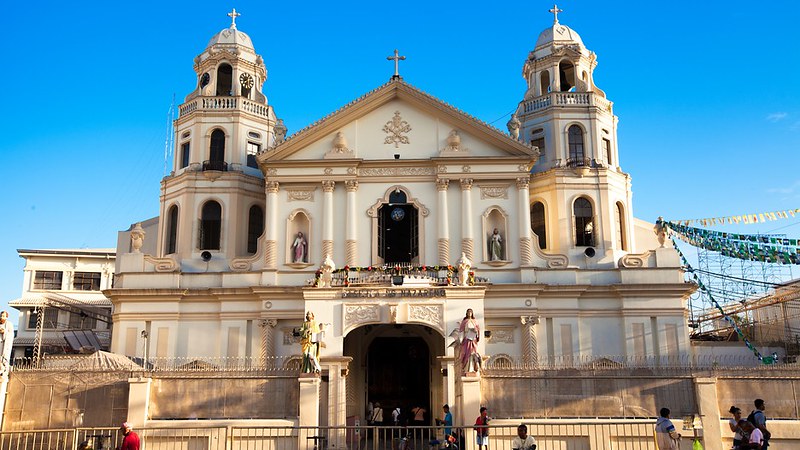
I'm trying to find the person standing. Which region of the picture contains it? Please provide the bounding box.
[750,399,771,449]
[511,424,537,450]
[438,404,453,439]
[392,406,402,426]
[411,405,427,426]
[118,422,140,450]
[473,407,490,450]
[655,407,680,450]
[729,406,745,448]
[739,420,764,449]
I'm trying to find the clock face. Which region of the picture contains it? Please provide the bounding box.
[200,73,210,88]
[391,207,405,222]
[239,73,254,89]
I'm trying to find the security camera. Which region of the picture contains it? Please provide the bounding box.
[201,251,212,262]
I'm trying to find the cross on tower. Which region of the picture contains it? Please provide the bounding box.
[387,49,406,80]
[228,8,241,29]
[549,4,563,24]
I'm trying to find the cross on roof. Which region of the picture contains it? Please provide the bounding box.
[228,8,241,29]
[387,49,406,80]
[549,4,563,24]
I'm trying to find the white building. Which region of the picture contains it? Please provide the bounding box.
[9,249,115,359]
[109,9,693,424]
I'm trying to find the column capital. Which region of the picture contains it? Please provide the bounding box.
[515,177,530,190]
[459,178,473,190]
[322,180,336,192]
[520,315,539,326]
[259,318,278,328]
[436,178,450,191]
[266,181,280,193]
[345,180,359,192]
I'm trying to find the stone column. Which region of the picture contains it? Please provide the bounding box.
[322,180,335,259]
[459,376,481,430]
[299,376,321,440]
[322,357,352,449]
[436,178,450,265]
[258,318,277,366]
[345,180,359,267]
[517,177,533,265]
[460,178,474,261]
[127,377,152,428]
[695,377,722,450]
[265,181,279,268]
[520,315,539,365]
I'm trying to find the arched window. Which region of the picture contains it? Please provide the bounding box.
[568,125,585,164]
[165,205,178,255]
[389,190,407,204]
[199,201,222,250]
[539,71,550,95]
[558,60,575,92]
[247,205,264,254]
[216,64,233,96]
[615,202,627,251]
[204,129,226,172]
[530,202,547,249]
[573,197,594,247]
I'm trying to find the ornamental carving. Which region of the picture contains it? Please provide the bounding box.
[462,165,472,173]
[266,181,280,193]
[479,184,509,199]
[344,304,380,330]
[491,328,515,344]
[287,188,315,202]
[360,167,435,177]
[436,178,450,191]
[408,304,443,332]
[282,328,301,345]
[322,180,335,192]
[266,168,278,176]
[383,111,412,148]
[515,177,530,190]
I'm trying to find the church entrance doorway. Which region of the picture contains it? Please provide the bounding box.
[378,190,419,263]
[343,324,443,426]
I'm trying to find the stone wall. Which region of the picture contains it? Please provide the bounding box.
[149,376,299,420]
[4,371,129,430]
[482,372,697,418]
[716,377,800,419]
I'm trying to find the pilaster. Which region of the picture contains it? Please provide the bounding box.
[322,181,335,259]
[460,178,474,261]
[345,180,359,266]
[516,177,533,265]
[437,178,450,265]
[265,181,279,269]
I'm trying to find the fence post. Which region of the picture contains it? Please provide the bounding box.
[127,376,152,428]
[694,377,722,450]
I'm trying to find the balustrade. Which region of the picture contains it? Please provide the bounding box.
[179,96,270,118]
[522,91,611,113]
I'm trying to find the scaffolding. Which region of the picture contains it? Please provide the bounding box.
[689,234,796,343]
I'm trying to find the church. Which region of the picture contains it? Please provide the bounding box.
[109,7,692,427]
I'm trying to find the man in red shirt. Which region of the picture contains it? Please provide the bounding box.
[118,422,140,450]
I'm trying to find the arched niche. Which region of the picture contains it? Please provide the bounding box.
[481,206,510,266]
[367,186,429,265]
[286,209,312,268]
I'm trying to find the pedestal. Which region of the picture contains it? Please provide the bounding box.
[127,377,152,428]
[694,377,721,450]
[299,375,321,430]
[0,374,8,430]
[458,375,482,450]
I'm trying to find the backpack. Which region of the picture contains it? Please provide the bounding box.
[747,410,763,426]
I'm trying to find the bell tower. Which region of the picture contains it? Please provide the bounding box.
[511,6,635,265]
[157,9,281,270]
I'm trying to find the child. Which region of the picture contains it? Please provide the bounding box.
[473,407,490,450]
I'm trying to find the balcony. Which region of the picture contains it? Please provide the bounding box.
[202,160,228,172]
[179,96,270,119]
[520,91,613,114]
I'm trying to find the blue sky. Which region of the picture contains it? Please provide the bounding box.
[1,1,799,319]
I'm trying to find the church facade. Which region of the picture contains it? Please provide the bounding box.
[109,9,692,425]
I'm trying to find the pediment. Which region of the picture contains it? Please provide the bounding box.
[259,80,539,164]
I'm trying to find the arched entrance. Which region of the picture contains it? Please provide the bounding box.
[344,324,444,424]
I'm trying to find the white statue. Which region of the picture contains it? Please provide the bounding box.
[457,252,472,286]
[489,228,503,261]
[130,223,145,253]
[0,311,14,376]
[507,114,521,140]
[654,216,667,248]
[319,254,336,288]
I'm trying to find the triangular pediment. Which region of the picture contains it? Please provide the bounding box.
[259,79,539,164]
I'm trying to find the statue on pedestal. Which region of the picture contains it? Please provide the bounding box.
[457,252,472,287]
[292,232,308,263]
[458,308,481,374]
[300,311,322,374]
[489,228,503,261]
[654,216,667,248]
[318,254,335,288]
[0,311,13,376]
[130,223,145,253]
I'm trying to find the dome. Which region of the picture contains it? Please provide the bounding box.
[207,27,255,51]
[535,23,583,49]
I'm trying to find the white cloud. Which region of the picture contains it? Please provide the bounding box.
[767,179,800,195]
[766,112,788,122]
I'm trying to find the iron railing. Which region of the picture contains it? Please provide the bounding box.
[0,423,675,450]
[202,160,228,172]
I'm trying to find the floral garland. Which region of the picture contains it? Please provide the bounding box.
[313,264,476,287]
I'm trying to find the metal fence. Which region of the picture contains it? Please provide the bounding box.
[0,423,672,450]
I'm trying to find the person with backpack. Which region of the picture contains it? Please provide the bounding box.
[747,399,771,449]
[655,407,681,450]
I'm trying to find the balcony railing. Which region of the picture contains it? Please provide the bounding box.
[565,157,593,168]
[521,91,613,114]
[202,160,228,172]
[179,96,270,119]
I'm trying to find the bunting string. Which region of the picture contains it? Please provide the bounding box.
[664,221,800,265]
[671,208,800,227]
[671,239,776,364]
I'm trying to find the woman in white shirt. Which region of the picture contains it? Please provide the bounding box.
[728,406,745,447]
